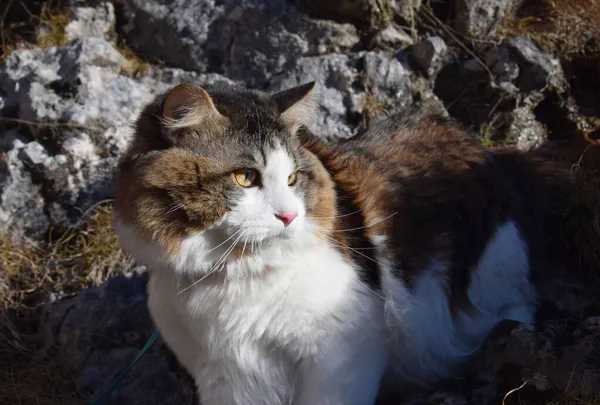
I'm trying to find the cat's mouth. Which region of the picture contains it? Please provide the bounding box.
[235,227,299,249]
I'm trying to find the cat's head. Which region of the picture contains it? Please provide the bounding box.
[114,81,336,272]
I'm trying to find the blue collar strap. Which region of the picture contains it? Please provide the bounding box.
[90,329,160,405]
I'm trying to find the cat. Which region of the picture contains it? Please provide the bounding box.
[113,80,571,405]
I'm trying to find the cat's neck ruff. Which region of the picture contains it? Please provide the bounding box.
[115,215,343,285]
[178,229,326,277]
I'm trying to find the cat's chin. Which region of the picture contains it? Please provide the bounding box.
[246,229,303,248]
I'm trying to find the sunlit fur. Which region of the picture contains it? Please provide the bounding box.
[114,82,567,405]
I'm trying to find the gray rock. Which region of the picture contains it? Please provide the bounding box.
[0,128,28,152]
[453,0,518,37]
[61,37,126,75]
[42,273,196,404]
[482,44,520,91]
[369,25,414,51]
[65,1,116,41]
[0,23,234,237]
[293,0,394,31]
[411,36,449,78]
[506,106,547,151]
[506,36,566,93]
[392,0,422,25]
[363,51,419,111]
[2,46,62,84]
[465,36,565,99]
[0,139,48,239]
[116,0,359,87]
[270,51,435,139]
[270,53,362,140]
[438,37,566,144]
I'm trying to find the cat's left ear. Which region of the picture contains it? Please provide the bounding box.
[272,81,318,134]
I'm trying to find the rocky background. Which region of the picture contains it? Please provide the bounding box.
[0,0,599,404]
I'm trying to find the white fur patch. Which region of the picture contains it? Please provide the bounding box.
[466,220,537,324]
[382,219,536,390]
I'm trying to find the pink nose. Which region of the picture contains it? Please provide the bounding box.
[275,212,298,227]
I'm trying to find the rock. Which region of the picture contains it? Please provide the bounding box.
[293,0,394,31]
[463,36,565,99]
[411,36,449,78]
[368,25,414,51]
[506,106,547,151]
[362,51,421,113]
[270,53,362,140]
[436,36,567,145]
[116,0,359,87]
[42,273,196,404]
[269,49,441,139]
[480,44,520,94]
[393,0,422,24]
[0,128,28,152]
[505,36,566,93]
[453,0,518,37]
[0,139,48,239]
[65,1,116,41]
[0,15,235,237]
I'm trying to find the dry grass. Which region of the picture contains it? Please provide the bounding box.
[499,0,600,58]
[34,2,70,49]
[475,113,506,148]
[548,384,600,405]
[358,79,394,129]
[360,93,392,125]
[0,0,70,62]
[115,39,149,77]
[502,374,600,405]
[0,201,132,405]
[0,201,131,310]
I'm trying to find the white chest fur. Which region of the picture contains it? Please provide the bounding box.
[143,233,389,405]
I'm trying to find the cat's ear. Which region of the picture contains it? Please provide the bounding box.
[161,83,227,133]
[272,81,318,134]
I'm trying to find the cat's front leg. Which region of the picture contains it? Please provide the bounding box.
[293,328,388,405]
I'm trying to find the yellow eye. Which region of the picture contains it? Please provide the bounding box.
[287,171,298,186]
[234,168,258,188]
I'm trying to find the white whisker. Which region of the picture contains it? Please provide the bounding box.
[178,231,244,294]
[205,229,243,255]
[354,278,387,302]
[322,233,396,273]
[330,212,398,233]
[307,209,364,220]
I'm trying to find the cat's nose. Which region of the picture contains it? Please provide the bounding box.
[275,212,298,227]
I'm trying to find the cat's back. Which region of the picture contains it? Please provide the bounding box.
[345,111,488,175]
[301,111,554,302]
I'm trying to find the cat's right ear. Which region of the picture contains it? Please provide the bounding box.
[161,83,227,136]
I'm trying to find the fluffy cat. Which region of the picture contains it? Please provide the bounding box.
[113,81,570,405]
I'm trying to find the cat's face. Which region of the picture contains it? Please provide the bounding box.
[115,82,335,267]
[223,143,313,243]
